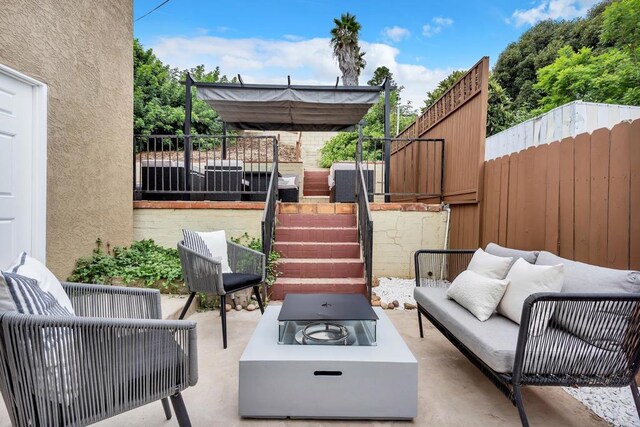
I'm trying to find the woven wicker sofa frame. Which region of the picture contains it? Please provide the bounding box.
[414,249,640,427]
[0,283,198,427]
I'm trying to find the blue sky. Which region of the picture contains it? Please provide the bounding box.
[134,0,600,108]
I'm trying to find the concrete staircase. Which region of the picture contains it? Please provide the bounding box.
[270,204,367,300]
[302,169,330,197]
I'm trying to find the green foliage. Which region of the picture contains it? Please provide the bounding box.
[134,39,235,138]
[601,0,640,51]
[367,66,396,86]
[533,45,640,113]
[230,233,280,288]
[68,239,184,292]
[493,3,611,111]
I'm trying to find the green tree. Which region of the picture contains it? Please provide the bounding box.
[601,0,640,54]
[493,2,610,112]
[133,39,232,137]
[533,45,640,113]
[367,66,396,86]
[330,13,366,86]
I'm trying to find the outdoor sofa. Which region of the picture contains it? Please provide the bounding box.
[328,162,374,203]
[414,244,640,426]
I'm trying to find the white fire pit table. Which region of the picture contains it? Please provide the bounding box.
[238,294,418,420]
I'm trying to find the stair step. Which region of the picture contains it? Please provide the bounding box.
[277,214,356,227]
[275,227,357,242]
[274,242,360,258]
[300,196,330,204]
[277,258,364,278]
[303,189,331,196]
[279,203,356,215]
[270,277,367,300]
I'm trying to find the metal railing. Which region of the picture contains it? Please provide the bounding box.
[354,136,445,202]
[133,134,278,201]
[355,159,373,303]
[260,140,278,299]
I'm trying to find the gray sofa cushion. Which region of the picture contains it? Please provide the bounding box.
[535,251,640,293]
[414,286,519,373]
[485,243,539,265]
[415,286,624,375]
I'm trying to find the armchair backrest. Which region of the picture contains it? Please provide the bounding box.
[177,241,225,295]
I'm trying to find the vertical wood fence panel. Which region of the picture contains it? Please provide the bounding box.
[479,120,640,270]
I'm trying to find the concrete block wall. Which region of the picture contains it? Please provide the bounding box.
[371,210,448,278]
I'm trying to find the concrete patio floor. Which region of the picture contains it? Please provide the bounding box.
[0,307,606,426]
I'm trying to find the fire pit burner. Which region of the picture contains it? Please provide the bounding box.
[297,322,350,345]
[278,294,378,346]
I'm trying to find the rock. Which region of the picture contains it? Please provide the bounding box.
[380,302,388,309]
[372,300,381,306]
[372,277,380,287]
[225,304,232,312]
[392,300,400,308]
[387,302,395,309]
[404,302,416,310]
[235,304,243,311]
[372,294,381,301]
[246,304,256,311]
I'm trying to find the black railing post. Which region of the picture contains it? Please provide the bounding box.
[440,139,445,202]
[383,78,391,203]
[184,73,193,191]
[222,122,227,160]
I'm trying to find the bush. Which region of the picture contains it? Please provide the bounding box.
[68,239,184,292]
[318,132,383,168]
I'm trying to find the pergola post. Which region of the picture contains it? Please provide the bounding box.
[184,73,193,191]
[383,78,391,203]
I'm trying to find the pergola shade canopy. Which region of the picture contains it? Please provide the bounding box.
[195,84,381,131]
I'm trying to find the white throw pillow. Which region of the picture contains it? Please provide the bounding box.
[197,230,233,273]
[497,258,564,330]
[467,248,513,279]
[446,270,510,322]
[8,252,75,314]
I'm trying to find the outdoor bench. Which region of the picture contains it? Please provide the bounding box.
[414,244,640,427]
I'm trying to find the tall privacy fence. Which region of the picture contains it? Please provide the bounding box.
[481,119,640,270]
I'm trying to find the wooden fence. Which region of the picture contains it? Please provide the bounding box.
[481,119,640,270]
[392,57,489,248]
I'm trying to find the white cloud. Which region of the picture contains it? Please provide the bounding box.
[150,35,452,107]
[509,0,599,27]
[381,26,410,43]
[422,16,454,37]
[283,34,304,41]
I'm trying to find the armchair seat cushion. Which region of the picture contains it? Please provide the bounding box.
[222,273,262,293]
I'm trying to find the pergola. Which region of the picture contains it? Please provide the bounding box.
[183,74,395,195]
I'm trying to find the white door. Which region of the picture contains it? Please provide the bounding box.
[0,67,46,269]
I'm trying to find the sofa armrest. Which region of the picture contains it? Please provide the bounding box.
[62,282,162,319]
[414,249,475,287]
[513,292,640,385]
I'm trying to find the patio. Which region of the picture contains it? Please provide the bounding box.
[0,300,605,426]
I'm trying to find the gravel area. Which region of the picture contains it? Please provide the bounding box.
[376,277,639,427]
[373,277,417,309]
[564,386,639,427]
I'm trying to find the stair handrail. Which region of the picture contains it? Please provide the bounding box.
[261,136,278,300]
[355,156,373,304]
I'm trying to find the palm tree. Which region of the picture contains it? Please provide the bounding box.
[330,13,366,86]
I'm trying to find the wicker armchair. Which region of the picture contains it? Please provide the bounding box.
[177,240,265,349]
[414,249,640,427]
[0,282,198,427]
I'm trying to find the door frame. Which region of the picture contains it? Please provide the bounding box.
[0,63,48,262]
